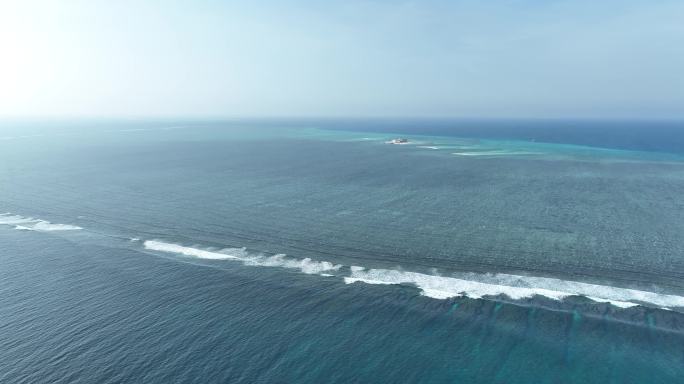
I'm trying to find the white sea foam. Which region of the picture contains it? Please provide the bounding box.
[143,240,342,275]
[3,209,680,310]
[417,146,440,150]
[452,150,541,156]
[244,253,343,275]
[29,222,83,231]
[143,239,684,310]
[143,240,242,260]
[0,214,39,225]
[344,268,684,309]
[0,213,82,231]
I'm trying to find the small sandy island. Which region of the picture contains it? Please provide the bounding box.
[386,138,410,145]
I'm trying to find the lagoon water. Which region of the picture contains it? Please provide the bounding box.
[1,119,684,383]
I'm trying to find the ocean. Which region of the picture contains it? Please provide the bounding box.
[1,119,684,383]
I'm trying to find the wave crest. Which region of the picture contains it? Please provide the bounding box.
[143,240,684,310]
[0,213,82,231]
[344,268,684,309]
[143,240,342,275]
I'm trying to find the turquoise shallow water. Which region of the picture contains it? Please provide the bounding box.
[1,119,684,383]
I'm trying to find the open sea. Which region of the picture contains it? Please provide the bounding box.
[1,119,684,383]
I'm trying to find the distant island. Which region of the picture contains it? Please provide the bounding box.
[387,138,409,144]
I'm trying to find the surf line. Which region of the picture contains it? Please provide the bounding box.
[143,240,684,311]
[3,211,682,311]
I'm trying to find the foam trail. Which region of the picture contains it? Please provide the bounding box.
[244,254,343,275]
[143,240,342,275]
[143,240,243,260]
[4,211,681,310]
[29,222,83,231]
[0,213,82,231]
[143,240,684,310]
[0,214,39,225]
[345,268,684,309]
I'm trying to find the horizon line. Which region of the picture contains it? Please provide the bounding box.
[2,115,684,123]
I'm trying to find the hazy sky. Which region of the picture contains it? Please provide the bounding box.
[1,0,683,118]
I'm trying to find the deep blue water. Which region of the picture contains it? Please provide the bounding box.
[1,119,684,383]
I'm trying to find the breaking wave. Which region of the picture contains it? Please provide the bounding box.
[143,240,342,275]
[4,213,682,311]
[0,213,82,231]
[344,267,684,309]
[143,240,684,310]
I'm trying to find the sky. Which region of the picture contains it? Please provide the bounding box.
[1,0,683,119]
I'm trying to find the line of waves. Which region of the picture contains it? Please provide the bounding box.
[2,212,683,311]
[0,213,83,231]
[143,240,684,310]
